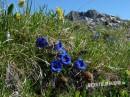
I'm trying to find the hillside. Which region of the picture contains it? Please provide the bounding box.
[0,3,130,97]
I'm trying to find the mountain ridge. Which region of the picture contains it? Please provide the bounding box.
[66,9,128,27]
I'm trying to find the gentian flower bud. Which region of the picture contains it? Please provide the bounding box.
[36,37,48,48]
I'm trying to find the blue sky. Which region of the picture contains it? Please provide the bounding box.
[7,0,130,19]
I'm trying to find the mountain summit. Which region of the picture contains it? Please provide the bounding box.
[66,9,127,27]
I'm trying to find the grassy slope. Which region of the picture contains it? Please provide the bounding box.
[0,5,130,97]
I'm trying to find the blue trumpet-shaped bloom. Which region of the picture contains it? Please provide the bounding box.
[54,40,68,55]
[54,40,63,51]
[50,60,62,73]
[36,37,48,48]
[54,41,68,55]
[74,59,87,70]
[57,53,71,65]
[58,48,67,55]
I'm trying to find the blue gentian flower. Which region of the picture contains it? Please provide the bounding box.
[36,37,48,48]
[50,60,62,73]
[54,40,68,55]
[57,54,71,65]
[74,59,87,70]
[58,48,67,55]
[54,40,63,51]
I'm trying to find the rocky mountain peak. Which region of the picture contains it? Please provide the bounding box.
[66,9,128,27]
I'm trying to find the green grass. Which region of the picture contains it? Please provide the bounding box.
[0,1,130,97]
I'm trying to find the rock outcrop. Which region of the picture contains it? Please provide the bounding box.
[66,9,128,27]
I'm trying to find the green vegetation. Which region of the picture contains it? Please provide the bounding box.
[0,1,130,97]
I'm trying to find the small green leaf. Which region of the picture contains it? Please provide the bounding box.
[7,3,14,15]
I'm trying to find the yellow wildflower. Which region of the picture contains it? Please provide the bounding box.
[56,7,64,21]
[15,12,21,20]
[18,0,25,7]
